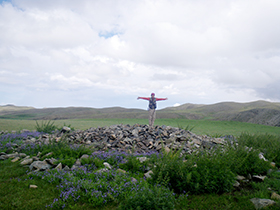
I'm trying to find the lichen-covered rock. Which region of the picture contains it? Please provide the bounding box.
[144,170,153,179]
[250,198,275,209]
[29,160,52,171]
[21,158,33,165]
[55,163,63,171]
[11,157,20,162]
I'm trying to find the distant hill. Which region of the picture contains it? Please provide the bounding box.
[0,104,35,112]
[0,100,280,127]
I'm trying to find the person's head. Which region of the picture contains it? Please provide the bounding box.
[151,93,155,98]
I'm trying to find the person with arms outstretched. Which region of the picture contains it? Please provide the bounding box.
[137,93,168,127]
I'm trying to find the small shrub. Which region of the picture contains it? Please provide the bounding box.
[152,148,236,194]
[18,142,43,156]
[238,133,280,168]
[266,171,280,194]
[119,155,148,174]
[81,157,104,169]
[58,157,76,168]
[35,120,57,134]
[118,183,176,210]
[151,149,188,193]
[191,153,235,194]
[223,144,271,176]
[177,124,195,132]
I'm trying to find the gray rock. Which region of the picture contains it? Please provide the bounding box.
[11,157,20,162]
[45,158,57,165]
[32,157,40,161]
[61,126,71,133]
[236,175,246,181]
[103,162,112,170]
[29,138,36,143]
[44,152,53,157]
[250,198,275,209]
[211,138,225,144]
[80,154,89,159]
[233,181,240,188]
[116,169,126,173]
[259,153,268,161]
[252,175,267,182]
[6,153,19,159]
[136,157,148,163]
[29,160,52,171]
[29,185,38,189]
[131,177,137,182]
[74,159,81,166]
[132,129,139,137]
[144,170,153,179]
[164,146,170,153]
[19,153,27,158]
[97,168,109,173]
[55,163,62,171]
[21,158,33,165]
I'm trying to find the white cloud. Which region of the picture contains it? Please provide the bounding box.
[0,0,280,108]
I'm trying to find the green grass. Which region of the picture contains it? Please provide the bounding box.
[0,160,58,210]
[2,148,280,210]
[1,131,280,209]
[0,160,118,210]
[1,118,280,209]
[1,118,280,136]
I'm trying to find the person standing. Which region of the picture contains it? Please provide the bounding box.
[137,93,168,127]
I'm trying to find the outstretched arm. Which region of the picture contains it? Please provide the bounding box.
[156,97,168,101]
[137,97,150,100]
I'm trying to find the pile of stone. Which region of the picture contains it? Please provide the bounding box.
[17,124,231,154]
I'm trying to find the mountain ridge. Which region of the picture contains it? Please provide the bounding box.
[1,100,280,127]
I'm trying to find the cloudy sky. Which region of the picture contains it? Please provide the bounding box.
[0,0,280,109]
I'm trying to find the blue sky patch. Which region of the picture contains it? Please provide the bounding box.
[0,0,11,4]
[99,31,120,39]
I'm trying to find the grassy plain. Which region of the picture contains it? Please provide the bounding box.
[1,118,280,209]
[1,118,280,137]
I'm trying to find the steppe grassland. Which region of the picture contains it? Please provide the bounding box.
[0,118,280,136]
[1,118,280,209]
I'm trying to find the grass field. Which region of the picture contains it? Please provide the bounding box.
[1,118,280,209]
[1,118,280,137]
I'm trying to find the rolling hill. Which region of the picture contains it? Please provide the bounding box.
[1,100,280,127]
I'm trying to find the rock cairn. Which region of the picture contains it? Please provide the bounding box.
[0,124,235,172]
[26,124,230,154]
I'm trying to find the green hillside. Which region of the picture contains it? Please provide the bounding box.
[1,100,280,127]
